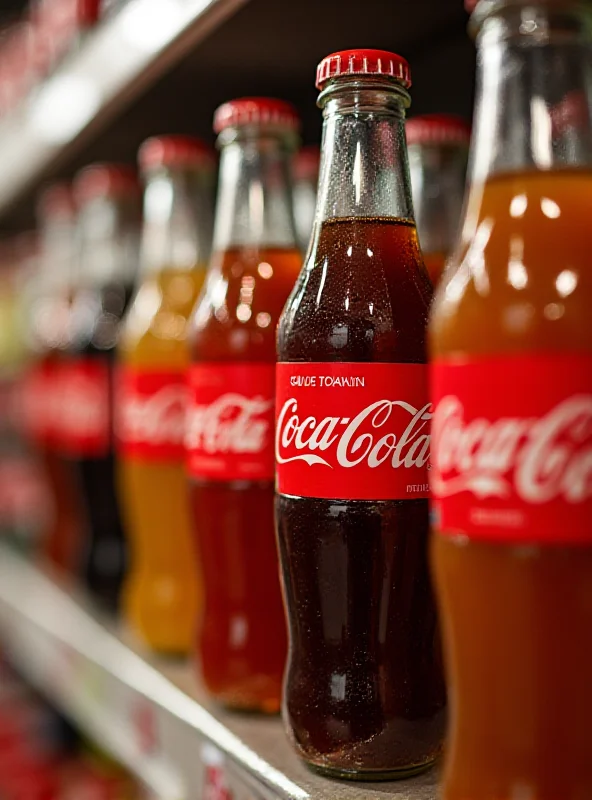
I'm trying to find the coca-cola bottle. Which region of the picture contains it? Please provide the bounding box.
[22,184,82,570]
[186,98,302,712]
[406,114,470,285]
[430,1,592,798]
[62,164,141,611]
[276,50,446,778]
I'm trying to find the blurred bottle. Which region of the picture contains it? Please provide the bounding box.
[0,237,50,553]
[292,146,320,252]
[186,98,301,711]
[62,164,141,612]
[21,185,83,570]
[430,1,592,798]
[407,114,470,285]
[117,136,214,654]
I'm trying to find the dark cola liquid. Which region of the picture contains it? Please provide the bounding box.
[68,281,132,612]
[276,216,446,777]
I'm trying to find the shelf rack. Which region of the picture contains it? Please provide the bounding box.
[0,0,247,216]
[0,0,473,229]
[0,545,438,800]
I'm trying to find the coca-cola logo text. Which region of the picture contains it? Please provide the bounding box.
[118,385,187,447]
[186,393,272,455]
[186,363,276,482]
[276,398,431,471]
[432,394,592,505]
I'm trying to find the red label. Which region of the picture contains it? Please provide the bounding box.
[431,354,592,544]
[202,745,233,800]
[58,358,111,457]
[20,361,59,447]
[186,363,275,481]
[115,368,187,462]
[276,362,431,501]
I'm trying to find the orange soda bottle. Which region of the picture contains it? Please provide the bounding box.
[117,136,214,654]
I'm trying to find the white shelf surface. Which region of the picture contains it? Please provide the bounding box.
[0,0,246,216]
[0,545,438,800]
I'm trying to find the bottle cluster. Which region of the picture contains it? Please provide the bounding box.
[1,2,591,793]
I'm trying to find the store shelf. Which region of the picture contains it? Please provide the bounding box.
[0,545,438,800]
[0,0,246,217]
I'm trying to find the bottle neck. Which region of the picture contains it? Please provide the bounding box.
[40,217,76,293]
[77,195,141,289]
[141,167,213,275]
[408,142,468,256]
[467,2,592,189]
[212,131,298,253]
[314,84,414,229]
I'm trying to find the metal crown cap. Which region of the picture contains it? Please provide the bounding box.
[139,136,215,171]
[213,98,300,134]
[406,114,471,145]
[316,49,412,91]
[73,164,140,206]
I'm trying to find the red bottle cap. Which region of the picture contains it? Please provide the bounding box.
[213,98,300,134]
[139,135,215,171]
[293,146,321,181]
[406,114,471,145]
[316,49,411,90]
[37,182,76,219]
[73,164,140,205]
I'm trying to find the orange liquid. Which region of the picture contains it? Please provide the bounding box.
[190,246,302,712]
[422,250,447,286]
[118,267,206,654]
[430,169,592,799]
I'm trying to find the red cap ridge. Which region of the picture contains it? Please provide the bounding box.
[406,114,471,145]
[214,98,300,134]
[139,136,215,171]
[316,49,411,91]
[73,164,140,205]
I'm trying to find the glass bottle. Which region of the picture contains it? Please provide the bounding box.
[63,164,142,612]
[406,114,470,285]
[276,49,446,779]
[186,97,302,712]
[117,136,214,654]
[292,145,320,252]
[430,2,592,798]
[22,184,82,570]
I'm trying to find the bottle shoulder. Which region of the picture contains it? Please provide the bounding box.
[430,231,592,358]
[190,248,302,362]
[118,275,200,366]
[278,218,432,363]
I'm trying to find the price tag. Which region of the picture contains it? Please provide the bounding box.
[131,697,159,756]
[201,744,233,800]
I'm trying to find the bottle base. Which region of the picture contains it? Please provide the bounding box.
[303,756,438,782]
